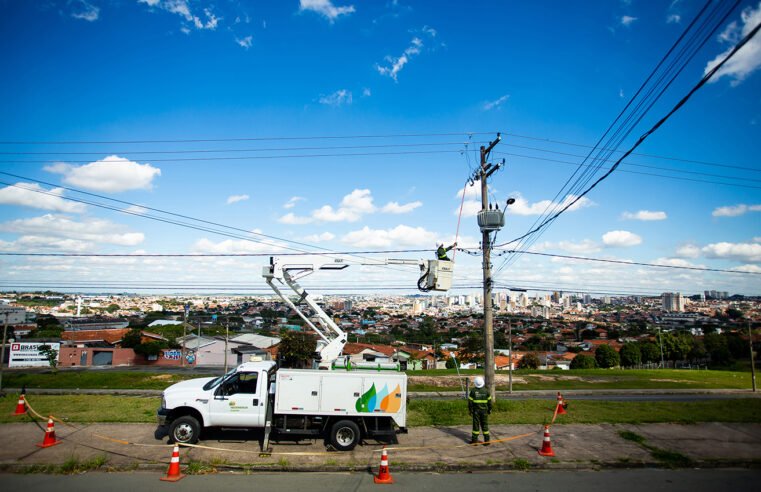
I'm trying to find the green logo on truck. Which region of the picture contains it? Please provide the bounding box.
[355,383,402,413]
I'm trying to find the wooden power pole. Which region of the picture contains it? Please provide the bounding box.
[479,133,502,400]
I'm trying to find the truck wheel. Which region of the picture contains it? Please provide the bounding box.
[329,420,360,451]
[169,415,200,444]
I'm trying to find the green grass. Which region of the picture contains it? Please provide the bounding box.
[3,370,203,390]
[5,367,754,392]
[407,368,755,392]
[407,398,761,426]
[617,430,694,468]
[2,393,760,426]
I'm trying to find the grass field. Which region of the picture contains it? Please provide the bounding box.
[2,393,760,426]
[4,368,755,392]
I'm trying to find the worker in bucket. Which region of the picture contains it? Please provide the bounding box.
[436,242,457,261]
[468,376,492,445]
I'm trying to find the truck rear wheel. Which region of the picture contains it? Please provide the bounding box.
[329,419,360,451]
[169,415,200,444]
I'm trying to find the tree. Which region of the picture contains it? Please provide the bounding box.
[570,354,597,369]
[619,343,642,367]
[704,333,732,366]
[37,344,58,372]
[133,341,167,358]
[106,303,120,313]
[518,352,540,369]
[457,330,484,364]
[278,331,317,368]
[595,344,620,368]
[661,332,693,361]
[120,329,142,349]
[639,341,661,364]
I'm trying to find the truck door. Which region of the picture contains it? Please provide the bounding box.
[208,371,265,427]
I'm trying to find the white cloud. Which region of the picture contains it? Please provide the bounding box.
[621,15,638,26]
[483,94,509,111]
[191,237,279,254]
[236,36,253,49]
[304,232,335,243]
[507,194,594,216]
[381,201,422,214]
[667,14,681,24]
[455,183,480,199]
[278,213,314,225]
[341,225,437,248]
[226,194,250,205]
[621,210,667,221]
[71,0,99,21]
[602,230,642,247]
[459,200,482,218]
[733,264,761,273]
[138,0,221,31]
[340,188,376,213]
[652,257,698,268]
[0,235,92,253]
[376,37,423,82]
[299,0,355,22]
[123,205,149,215]
[0,214,144,246]
[704,2,761,86]
[312,205,361,222]
[702,241,761,262]
[318,89,353,106]
[534,239,601,255]
[619,88,625,98]
[712,203,761,217]
[283,196,305,209]
[45,156,161,192]
[362,87,372,97]
[675,244,701,258]
[0,182,86,213]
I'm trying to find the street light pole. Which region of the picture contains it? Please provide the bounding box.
[658,326,665,369]
[508,320,513,394]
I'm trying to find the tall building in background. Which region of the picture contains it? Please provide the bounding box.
[661,292,685,312]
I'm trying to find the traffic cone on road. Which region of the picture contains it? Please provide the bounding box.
[538,425,555,457]
[160,444,185,482]
[556,392,567,415]
[36,416,62,448]
[12,393,27,416]
[373,447,394,484]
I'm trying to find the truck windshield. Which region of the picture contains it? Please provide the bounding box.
[202,367,237,391]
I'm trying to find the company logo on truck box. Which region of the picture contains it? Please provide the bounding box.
[355,383,401,413]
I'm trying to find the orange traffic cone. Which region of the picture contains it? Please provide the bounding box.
[373,447,394,484]
[12,394,27,416]
[160,444,185,482]
[556,392,567,415]
[538,425,555,457]
[36,416,62,448]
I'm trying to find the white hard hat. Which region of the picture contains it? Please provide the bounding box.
[473,376,485,388]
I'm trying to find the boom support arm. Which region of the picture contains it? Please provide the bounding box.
[262,257,348,368]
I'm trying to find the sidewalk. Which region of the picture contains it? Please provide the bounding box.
[1,421,759,472]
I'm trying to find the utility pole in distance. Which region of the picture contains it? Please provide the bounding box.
[479,133,502,401]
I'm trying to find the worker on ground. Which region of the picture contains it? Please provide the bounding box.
[468,376,492,445]
[436,242,457,261]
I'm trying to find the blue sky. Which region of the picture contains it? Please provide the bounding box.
[0,0,760,297]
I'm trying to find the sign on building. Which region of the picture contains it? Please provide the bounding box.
[9,342,60,368]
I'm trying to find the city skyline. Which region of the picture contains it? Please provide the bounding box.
[1,1,760,297]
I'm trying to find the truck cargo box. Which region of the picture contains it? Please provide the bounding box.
[274,368,407,427]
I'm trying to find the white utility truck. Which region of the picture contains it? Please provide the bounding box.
[158,255,451,451]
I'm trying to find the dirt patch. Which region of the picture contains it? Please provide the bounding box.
[409,375,527,387]
[149,374,175,381]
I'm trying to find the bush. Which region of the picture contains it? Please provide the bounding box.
[595,344,620,368]
[619,343,642,367]
[518,353,540,369]
[570,354,597,369]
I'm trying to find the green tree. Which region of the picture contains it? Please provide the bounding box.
[704,333,732,365]
[457,331,484,364]
[661,332,693,361]
[639,341,661,364]
[133,341,167,358]
[278,331,317,368]
[570,354,597,369]
[518,352,540,369]
[120,329,142,349]
[37,344,59,372]
[619,343,641,367]
[106,303,120,313]
[594,344,620,368]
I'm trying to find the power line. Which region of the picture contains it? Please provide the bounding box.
[0,131,495,146]
[497,6,759,254]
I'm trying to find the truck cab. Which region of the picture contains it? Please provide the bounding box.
[158,361,276,444]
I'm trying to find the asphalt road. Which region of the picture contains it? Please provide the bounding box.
[2,469,760,492]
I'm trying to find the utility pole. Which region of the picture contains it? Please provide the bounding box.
[479,133,502,401]
[0,313,9,395]
[508,320,513,394]
[749,320,756,393]
[224,318,230,374]
[182,303,189,367]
